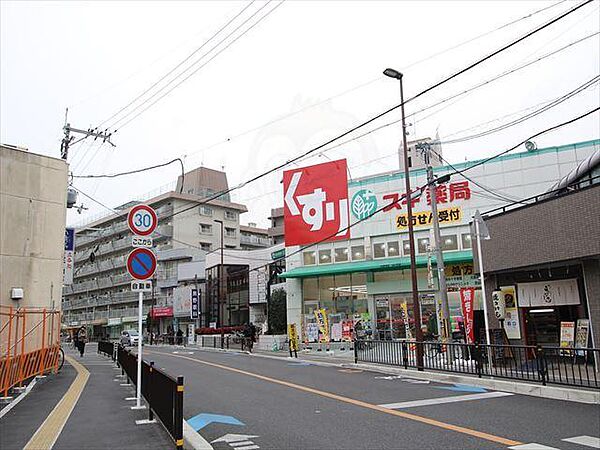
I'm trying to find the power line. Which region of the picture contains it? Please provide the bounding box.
[178,0,570,161]
[76,1,595,234]
[110,1,284,132]
[295,31,599,165]
[97,1,257,130]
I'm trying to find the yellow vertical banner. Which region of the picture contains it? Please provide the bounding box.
[314,309,330,343]
[288,323,299,351]
[399,302,412,340]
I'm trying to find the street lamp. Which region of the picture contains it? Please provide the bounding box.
[383,67,424,369]
[214,220,224,329]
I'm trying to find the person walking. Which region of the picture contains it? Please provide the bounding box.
[77,326,87,357]
[176,328,183,346]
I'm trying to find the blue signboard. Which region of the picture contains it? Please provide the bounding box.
[65,228,75,251]
[191,288,200,319]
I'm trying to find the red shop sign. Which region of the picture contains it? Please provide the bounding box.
[283,159,350,247]
[460,287,475,344]
[151,306,173,318]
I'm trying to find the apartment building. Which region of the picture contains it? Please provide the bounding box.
[240,223,271,250]
[268,207,284,245]
[62,166,248,339]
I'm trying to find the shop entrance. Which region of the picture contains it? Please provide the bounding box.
[523,306,582,346]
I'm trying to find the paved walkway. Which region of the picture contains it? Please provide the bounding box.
[0,343,173,450]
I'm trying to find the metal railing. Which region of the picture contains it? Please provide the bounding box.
[0,306,62,397]
[117,346,184,449]
[97,341,115,360]
[354,340,599,389]
[195,334,244,351]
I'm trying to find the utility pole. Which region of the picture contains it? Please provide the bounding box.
[60,109,115,160]
[383,68,424,369]
[417,142,452,349]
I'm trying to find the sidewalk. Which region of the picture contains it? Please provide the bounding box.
[0,343,174,450]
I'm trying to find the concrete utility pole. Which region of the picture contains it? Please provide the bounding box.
[383,68,424,369]
[417,142,452,347]
[60,110,115,160]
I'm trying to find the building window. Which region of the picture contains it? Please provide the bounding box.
[200,242,211,251]
[199,206,213,216]
[403,240,411,256]
[351,245,365,260]
[441,235,458,251]
[387,241,399,256]
[461,233,472,249]
[200,224,212,235]
[225,210,237,221]
[303,251,316,265]
[334,247,349,263]
[319,249,332,264]
[417,237,430,254]
[225,227,236,238]
[373,242,386,258]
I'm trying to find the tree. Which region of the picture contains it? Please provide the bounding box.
[268,288,287,335]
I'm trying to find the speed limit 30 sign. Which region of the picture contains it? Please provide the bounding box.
[128,204,158,236]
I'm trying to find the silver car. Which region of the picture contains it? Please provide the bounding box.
[120,329,140,346]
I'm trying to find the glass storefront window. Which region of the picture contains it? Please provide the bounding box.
[403,240,411,256]
[387,241,400,256]
[351,245,365,260]
[303,251,316,265]
[334,247,349,262]
[461,233,472,249]
[442,235,458,251]
[417,237,430,254]
[373,242,386,258]
[319,249,332,264]
[319,276,335,313]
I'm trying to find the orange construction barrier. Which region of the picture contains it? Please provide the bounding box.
[0,306,61,398]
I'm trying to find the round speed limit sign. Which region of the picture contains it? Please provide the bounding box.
[128,204,158,236]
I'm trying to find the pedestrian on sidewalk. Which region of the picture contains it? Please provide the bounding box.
[176,328,183,346]
[77,326,88,357]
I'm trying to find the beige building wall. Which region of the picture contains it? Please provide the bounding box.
[0,145,68,311]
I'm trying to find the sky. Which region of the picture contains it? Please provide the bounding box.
[1,0,599,229]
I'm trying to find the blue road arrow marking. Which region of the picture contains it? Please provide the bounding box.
[437,384,487,393]
[187,413,244,431]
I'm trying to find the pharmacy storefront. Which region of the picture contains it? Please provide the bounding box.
[280,140,598,343]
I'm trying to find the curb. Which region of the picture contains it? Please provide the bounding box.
[183,420,213,450]
[188,345,600,405]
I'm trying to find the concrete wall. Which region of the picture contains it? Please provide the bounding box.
[0,146,68,310]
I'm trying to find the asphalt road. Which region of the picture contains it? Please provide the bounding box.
[144,346,600,450]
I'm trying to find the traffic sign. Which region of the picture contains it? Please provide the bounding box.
[128,204,158,236]
[127,248,157,280]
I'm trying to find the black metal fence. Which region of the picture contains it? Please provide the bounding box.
[97,341,114,360]
[355,340,599,389]
[117,346,184,449]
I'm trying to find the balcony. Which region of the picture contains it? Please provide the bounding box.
[157,204,174,219]
[268,224,284,238]
[240,235,272,247]
[155,224,173,238]
[111,273,131,287]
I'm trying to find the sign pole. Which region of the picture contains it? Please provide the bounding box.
[475,217,492,374]
[134,290,144,409]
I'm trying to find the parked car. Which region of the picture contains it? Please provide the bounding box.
[120,329,140,346]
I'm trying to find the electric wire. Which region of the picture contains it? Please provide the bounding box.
[110,1,284,132]
[74,1,595,235]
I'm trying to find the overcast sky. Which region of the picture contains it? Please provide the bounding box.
[1,0,598,229]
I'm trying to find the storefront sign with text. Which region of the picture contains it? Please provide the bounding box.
[283,159,349,246]
[460,288,475,343]
[396,207,462,230]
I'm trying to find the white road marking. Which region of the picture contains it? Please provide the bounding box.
[562,436,600,448]
[230,442,254,447]
[379,391,513,409]
[508,444,559,449]
[235,446,259,450]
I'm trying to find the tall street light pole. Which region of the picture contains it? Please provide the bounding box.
[214,220,224,328]
[383,68,424,369]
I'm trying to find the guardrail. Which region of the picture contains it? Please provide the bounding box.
[354,340,599,390]
[116,346,184,449]
[97,341,115,360]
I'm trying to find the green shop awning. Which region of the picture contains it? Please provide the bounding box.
[280,250,473,279]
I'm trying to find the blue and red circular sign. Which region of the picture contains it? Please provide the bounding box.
[128,204,158,236]
[127,248,157,280]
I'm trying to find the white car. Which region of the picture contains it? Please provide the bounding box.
[120,330,140,346]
